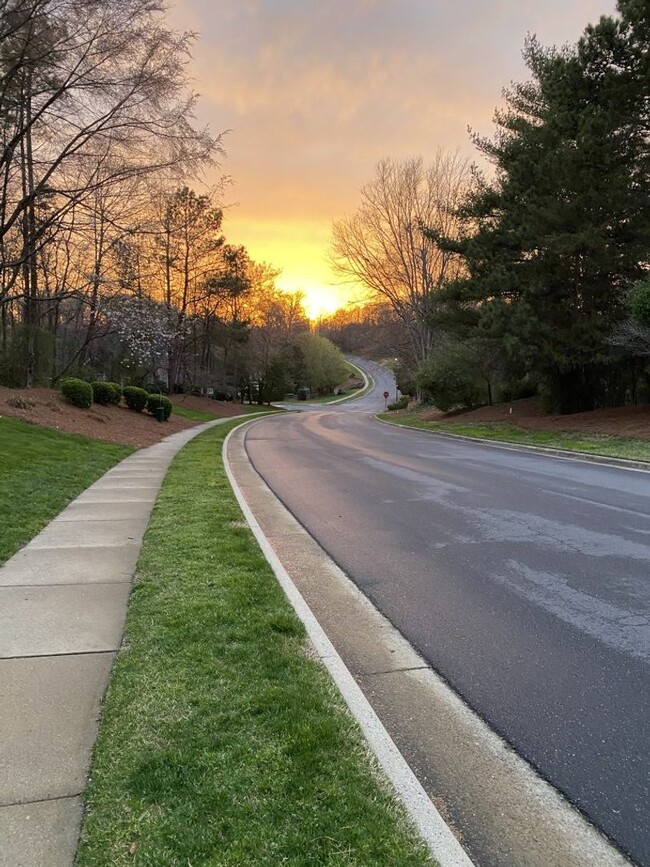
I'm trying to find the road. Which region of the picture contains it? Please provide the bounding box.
[247,360,650,866]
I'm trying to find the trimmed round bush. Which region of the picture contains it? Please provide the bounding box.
[416,352,482,412]
[146,393,173,420]
[123,386,148,413]
[91,380,122,406]
[61,378,93,409]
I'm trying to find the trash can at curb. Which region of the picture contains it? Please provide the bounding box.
[155,406,166,422]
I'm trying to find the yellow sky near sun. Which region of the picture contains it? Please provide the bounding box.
[223,214,360,320]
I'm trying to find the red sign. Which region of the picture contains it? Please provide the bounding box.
[383,391,390,398]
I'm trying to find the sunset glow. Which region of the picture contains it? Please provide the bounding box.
[224,214,359,319]
[173,0,615,321]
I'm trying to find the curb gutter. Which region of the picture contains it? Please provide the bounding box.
[376,416,650,473]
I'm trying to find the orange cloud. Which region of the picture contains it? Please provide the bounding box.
[171,0,616,315]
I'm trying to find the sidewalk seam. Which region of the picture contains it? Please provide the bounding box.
[1,794,82,809]
[1,650,116,661]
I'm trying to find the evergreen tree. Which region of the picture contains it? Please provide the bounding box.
[438,2,650,412]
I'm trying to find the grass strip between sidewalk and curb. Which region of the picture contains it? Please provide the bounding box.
[377,414,650,464]
[0,416,132,566]
[75,419,436,867]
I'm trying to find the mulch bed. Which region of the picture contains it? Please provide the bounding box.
[0,387,252,448]
[423,397,650,440]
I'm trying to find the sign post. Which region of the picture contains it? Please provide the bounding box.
[383,390,390,409]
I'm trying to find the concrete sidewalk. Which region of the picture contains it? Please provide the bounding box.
[0,420,226,867]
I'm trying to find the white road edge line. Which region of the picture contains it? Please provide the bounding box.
[223,420,474,867]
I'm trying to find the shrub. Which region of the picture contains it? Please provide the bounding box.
[91,381,122,406]
[146,393,173,420]
[416,350,482,412]
[394,363,418,397]
[387,395,409,411]
[61,378,93,409]
[123,386,149,412]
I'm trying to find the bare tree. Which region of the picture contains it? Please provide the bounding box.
[0,0,222,382]
[609,320,650,357]
[331,152,470,365]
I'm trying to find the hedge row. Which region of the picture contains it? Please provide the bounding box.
[60,380,173,420]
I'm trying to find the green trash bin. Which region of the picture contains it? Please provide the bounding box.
[155,405,166,422]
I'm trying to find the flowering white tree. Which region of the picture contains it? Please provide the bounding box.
[104,293,176,377]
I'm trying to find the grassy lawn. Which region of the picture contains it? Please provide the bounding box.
[171,404,220,422]
[283,392,352,405]
[0,417,132,565]
[172,403,279,422]
[76,420,434,867]
[378,414,650,463]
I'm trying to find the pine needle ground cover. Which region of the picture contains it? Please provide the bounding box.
[76,421,435,867]
[0,417,132,565]
[379,415,650,463]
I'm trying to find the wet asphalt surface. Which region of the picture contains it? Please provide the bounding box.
[251,362,650,866]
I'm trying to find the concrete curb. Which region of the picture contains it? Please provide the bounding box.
[223,419,474,867]
[375,416,650,473]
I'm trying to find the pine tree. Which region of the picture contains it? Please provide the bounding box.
[444,2,650,412]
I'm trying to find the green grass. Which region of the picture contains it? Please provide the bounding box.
[76,421,435,867]
[284,392,351,405]
[282,362,371,405]
[378,414,650,462]
[173,403,285,422]
[346,360,373,400]
[0,417,132,565]
[171,403,220,422]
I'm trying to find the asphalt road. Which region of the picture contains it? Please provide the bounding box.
[248,361,650,866]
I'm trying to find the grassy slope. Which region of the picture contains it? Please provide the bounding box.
[282,361,370,405]
[76,421,434,867]
[171,404,221,422]
[173,403,283,422]
[379,413,650,462]
[0,417,132,565]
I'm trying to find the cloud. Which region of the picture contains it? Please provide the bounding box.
[171,0,616,311]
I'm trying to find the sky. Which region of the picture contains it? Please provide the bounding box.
[171,0,616,318]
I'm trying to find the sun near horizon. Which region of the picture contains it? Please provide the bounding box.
[278,277,345,321]
[226,213,360,321]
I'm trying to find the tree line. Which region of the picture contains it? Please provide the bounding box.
[329,0,650,414]
[0,0,347,401]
